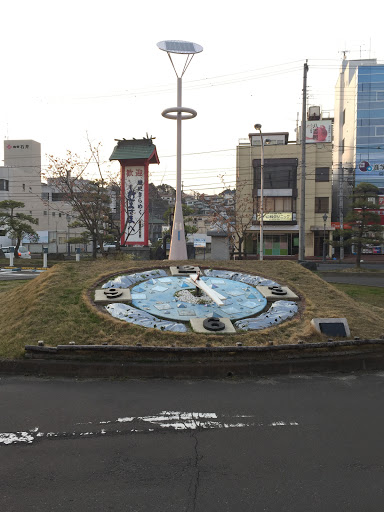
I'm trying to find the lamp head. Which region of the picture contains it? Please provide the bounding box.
[254,124,262,131]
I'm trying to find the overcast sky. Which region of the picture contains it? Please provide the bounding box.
[1,0,383,194]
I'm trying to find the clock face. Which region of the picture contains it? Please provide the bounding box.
[131,276,267,322]
[101,268,299,333]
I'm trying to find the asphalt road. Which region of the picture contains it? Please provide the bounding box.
[318,271,384,287]
[1,373,384,511]
[0,269,44,280]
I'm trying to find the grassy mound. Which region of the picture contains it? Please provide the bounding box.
[1,259,384,359]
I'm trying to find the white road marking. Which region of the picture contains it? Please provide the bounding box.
[0,411,299,445]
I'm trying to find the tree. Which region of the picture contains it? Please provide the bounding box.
[0,201,38,258]
[163,204,198,238]
[333,183,383,268]
[196,179,253,259]
[47,143,115,258]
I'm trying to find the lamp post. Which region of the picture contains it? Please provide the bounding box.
[322,212,328,262]
[157,40,203,260]
[254,124,265,261]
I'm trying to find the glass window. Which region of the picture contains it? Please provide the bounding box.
[254,162,297,189]
[359,118,384,126]
[52,193,66,201]
[357,127,376,137]
[263,197,293,212]
[41,192,49,200]
[315,167,329,182]
[315,197,329,213]
[0,179,9,191]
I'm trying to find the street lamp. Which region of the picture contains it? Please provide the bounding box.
[254,124,265,261]
[322,212,328,262]
[157,40,203,260]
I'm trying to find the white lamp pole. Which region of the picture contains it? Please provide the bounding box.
[255,124,264,261]
[157,40,203,260]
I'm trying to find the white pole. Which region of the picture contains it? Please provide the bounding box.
[43,248,48,269]
[260,132,265,261]
[169,77,187,260]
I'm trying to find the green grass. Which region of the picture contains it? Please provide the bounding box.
[1,259,384,359]
[0,280,30,293]
[332,283,384,309]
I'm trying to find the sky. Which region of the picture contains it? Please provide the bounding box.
[1,0,383,194]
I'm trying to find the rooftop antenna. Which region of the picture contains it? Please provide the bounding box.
[339,49,349,60]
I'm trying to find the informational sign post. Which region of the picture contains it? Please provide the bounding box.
[193,238,207,248]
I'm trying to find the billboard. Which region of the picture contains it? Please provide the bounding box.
[355,158,384,186]
[122,166,147,245]
[306,120,332,143]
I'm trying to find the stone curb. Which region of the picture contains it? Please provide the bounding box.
[24,338,384,355]
[0,339,382,379]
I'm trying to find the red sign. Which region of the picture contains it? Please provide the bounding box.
[331,222,352,229]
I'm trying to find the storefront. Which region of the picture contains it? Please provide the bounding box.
[245,228,299,256]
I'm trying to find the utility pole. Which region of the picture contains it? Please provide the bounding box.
[339,164,344,260]
[299,60,308,261]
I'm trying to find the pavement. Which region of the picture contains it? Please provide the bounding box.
[0,268,45,280]
[317,262,384,287]
[1,373,384,512]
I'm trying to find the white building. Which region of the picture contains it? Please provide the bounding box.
[0,140,91,254]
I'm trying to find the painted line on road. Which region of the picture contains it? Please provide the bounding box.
[0,411,300,446]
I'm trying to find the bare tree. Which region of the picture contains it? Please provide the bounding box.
[47,143,112,258]
[196,178,254,259]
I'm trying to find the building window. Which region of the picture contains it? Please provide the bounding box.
[59,213,62,217]
[341,139,345,154]
[52,192,66,201]
[315,197,329,213]
[41,192,49,201]
[254,159,298,190]
[315,167,330,182]
[22,184,26,191]
[58,236,67,244]
[0,179,9,191]
[343,109,346,125]
[264,197,295,212]
[52,212,55,217]
[44,210,47,216]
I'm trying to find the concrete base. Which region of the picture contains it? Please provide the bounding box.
[170,265,200,276]
[94,288,132,304]
[190,317,236,334]
[121,246,151,261]
[311,318,350,337]
[256,285,299,301]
